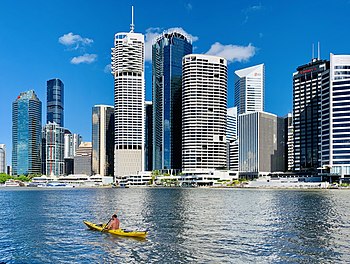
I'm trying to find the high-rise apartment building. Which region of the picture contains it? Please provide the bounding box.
[182,54,227,170]
[320,54,350,176]
[293,58,329,172]
[47,78,64,127]
[0,144,6,174]
[42,122,65,176]
[111,7,145,177]
[92,105,114,176]
[145,101,153,171]
[152,30,192,170]
[12,90,42,175]
[234,64,264,115]
[238,111,285,177]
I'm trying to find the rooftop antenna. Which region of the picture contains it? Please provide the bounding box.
[312,43,315,59]
[317,41,320,60]
[130,6,135,33]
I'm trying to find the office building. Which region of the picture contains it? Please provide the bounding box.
[12,90,42,175]
[182,54,227,170]
[229,140,239,171]
[92,105,114,176]
[234,64,264,115]
[74,142,92,175]
[0,144,6,174]
[47,78,64,127]
[227,107,238,141]
[42,122,65,176]
[285,113,294,171]
[145,101,153,171]
[239,111,285,177]
[293,58,329,172]
[64,130,82,159]
[111,7,145,177]
[320,54,350,177]
[152,30,193,170]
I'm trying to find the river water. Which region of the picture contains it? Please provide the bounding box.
[0,187,350,263]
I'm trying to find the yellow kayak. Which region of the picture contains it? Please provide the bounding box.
[83,220,147,238]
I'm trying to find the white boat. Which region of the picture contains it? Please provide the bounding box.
[4,179,21,187]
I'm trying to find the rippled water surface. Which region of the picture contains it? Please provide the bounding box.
[1,188,350,263]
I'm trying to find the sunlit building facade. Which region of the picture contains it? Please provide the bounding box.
[234,64,264,115]
[92,105,114,176]
[0,144,6,174]
[182,54,227,170]
[12,90,42,175]
[111,11,145,177]
[42,122,65,176]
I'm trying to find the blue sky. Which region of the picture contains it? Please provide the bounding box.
[0,0,349,166]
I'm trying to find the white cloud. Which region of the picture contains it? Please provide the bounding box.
[59,32,93,49]
[70,54,97,64]
[144,27,198,62]
[205,42,256,64]
[104,64,112,73]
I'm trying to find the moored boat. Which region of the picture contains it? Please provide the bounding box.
[83,220,147,238]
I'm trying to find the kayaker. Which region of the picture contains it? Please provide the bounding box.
[107,214,120,230]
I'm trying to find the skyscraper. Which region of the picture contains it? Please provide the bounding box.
[152,30,193,170]
[42,122,65,176]
[74,142,92,175]
[92,105,114,176]
[12,90,42,175]
[145,101,153,171]
[293,58,329,172]
[238,111,285,177]
[182,54,227,170]
[227,107,238,140]
[234,64,264,115]
[0,144,6,174]
[111,7,144,177]
[47,78,64,127]
[320,54,350,176]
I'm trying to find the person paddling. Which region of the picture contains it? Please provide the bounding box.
[107,214,120,230]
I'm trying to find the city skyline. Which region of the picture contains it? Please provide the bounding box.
[1,0,350,166]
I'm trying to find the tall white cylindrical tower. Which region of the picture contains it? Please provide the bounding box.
[182,54,227,170]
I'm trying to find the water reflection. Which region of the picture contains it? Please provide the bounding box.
[1,188,350,263]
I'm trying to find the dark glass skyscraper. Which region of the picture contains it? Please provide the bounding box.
[152,30,192,170]
[145,101,153,171]
[293,58,329,173]
[12,90,42,175]
[47,78,64,127]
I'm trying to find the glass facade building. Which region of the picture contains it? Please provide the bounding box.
[12,90,42,175]
[42,122,65,176]
[92,105,114,176]
[145,101,153,171]
[47,78,64,127]
[293,59,329,172]
[152,30,192,170]
[234,64,265,115]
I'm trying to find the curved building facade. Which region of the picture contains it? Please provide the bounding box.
[152,30,192,170]
[182,54,227,170]
[12,90,42,175]
[111,24,145,177]
[47,78,64,127]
